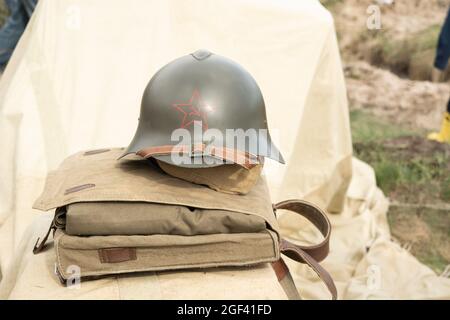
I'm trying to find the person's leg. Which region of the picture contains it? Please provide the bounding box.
[434,7,450,71]
[0,0,28,66]
[427,8,450,142]
[20,0,37,18]
[428,95,450,143]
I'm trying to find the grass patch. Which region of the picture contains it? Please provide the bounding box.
[441,177,450,202]
[352,110,450,273]
[354,145,445,197]
[350,110,417,143]
[388,205,449,274]
[374,162,400,194]
[349,23,449,80]
[351,110,449,203]
[319,0,343,9]
[381,25,439,59]
[370,25,441,79]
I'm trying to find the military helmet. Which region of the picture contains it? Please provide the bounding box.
[121,49,284,168]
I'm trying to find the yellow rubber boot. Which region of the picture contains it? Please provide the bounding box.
[427,112,450,143]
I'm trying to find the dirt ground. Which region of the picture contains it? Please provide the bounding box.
[329,0,449,68]
[324,0,450,273]
[383,135,450,157]
[333,0,450,129]
[346,61,449,130]
[388,205,450,272]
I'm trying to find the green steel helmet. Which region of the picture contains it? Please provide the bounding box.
[121,49,284,168]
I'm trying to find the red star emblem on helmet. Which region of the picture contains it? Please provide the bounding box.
[172,90,211,130]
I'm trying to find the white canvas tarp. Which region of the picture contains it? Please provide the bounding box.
[0,0,449,299]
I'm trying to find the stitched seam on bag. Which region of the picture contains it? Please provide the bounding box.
[55,233,66,278]
[267,230,281,259]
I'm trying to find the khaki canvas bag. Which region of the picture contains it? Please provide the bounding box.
[33,148,337,299]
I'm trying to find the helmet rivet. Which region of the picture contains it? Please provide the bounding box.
[191,49,212,61]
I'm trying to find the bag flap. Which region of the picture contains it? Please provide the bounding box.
[33,148,279,233]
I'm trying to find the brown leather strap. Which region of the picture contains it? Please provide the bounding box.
[274,200,331,262]
[137,144,200,157]
[274,200,337,300]
[136,144,259,169]
[272,259,301,300]
[279,245,337,300]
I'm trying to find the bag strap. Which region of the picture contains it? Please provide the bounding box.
[272,199,337,300]
[33,207,66,254]
[272,259,302,299]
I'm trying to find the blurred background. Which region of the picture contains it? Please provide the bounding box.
[321,0,449,274]
[0,2,7,25]
[0,0,447,274]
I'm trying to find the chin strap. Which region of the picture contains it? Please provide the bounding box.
[136,144,259,169]
[271,200,337,300]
